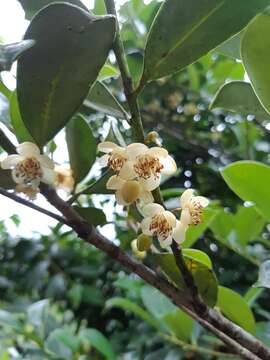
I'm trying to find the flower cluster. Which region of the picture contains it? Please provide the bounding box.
[98,141,177,205]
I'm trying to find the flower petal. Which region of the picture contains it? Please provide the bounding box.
[126,143,148,160]
[118,160,136,180]
[139,189,154,204]
[37,154,54,169]
[173,221,187,244]
[194,196,209,208]
[139,174,160,191]
[148,146,168,158]
[141,217,153,236]
[160,155,177,175]
[180,208,191,226]
[106,175,125,190]
[11,168,24,184]
[163,210,176,227]
[159,234,173,248]
[17,142,40,156]
[98,154,109,167]
[41,168,56,185]
[1,155,23,169]
[180,189,194,208]
[142,203,164,217]
[115,189,127,205]
[98,141,120,153]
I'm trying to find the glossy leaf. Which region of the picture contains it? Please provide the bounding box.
[241,14,270,115]
[215,31,242,59]
[17,3,115,147]
[85,81,129,119]
[98,64,119,80]
[182,249,212,269]
[221,161,270,220]
[66,115,96,184]
[0,40,35,72]
[79,328,116,360]
[106,297,161,330]
[244,287,264,306]
[254,260,270,289]
[154,253,218,307]
[73,206,107,227]
[45,328,79,358]
[210,81,270,121]
[217,286,256,334]
[18,0,88,19]
[10,91,33,142]
[143,0,269,80]
[183,208,217,248]
[141,286,194,341]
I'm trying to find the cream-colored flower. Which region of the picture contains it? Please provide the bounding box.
[179,189,209,227]
[106,175,153,205]
[141,203,180,248]
[1,142,56,191]
[55,165,74,192]
[98,141,177,191]
[172,189,209,244]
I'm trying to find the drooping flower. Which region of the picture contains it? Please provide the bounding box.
[172,189,209,244]
[106,175,153,205]
[1,142,56,193]
[98,142,128,176]
[141,203,183,248]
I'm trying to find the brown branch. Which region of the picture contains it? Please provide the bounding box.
[40,183,270,360]
[0,187,67,224]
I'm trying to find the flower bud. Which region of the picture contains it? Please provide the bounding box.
[121,180,141,204]
[145,131,162,146]
[137,234,152,251]
[131,239,146,259]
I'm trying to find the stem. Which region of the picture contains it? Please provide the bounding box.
[104,0,145,143]
[171,240,207,315]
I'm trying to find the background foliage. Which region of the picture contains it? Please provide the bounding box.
[0,0,270,359]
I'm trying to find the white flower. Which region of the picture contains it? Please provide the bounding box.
[141,203,180,248]
[172,189,209,244]
[55,165,74,192]
[98,141,177,191]
[1,142,56,191]
[106,175,153,205]
[179,189,209,227]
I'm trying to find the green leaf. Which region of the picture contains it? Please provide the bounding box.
[182,249,212,269]
[221,161,270,220]
[183,208,217,248]
[210,81,270,121]
[154,253,218,307]
[45,328,79,358]
[140,285,194,341]
[255,322,270,347]
[85,81,129,119]
[79,328,116,360]
[98,64,119,80]
[0,78,11,98]
[17,3,115,148]
[18,0,88,20]
[10,91,34,142]
[85,170,114,195]
[73,206,107,227]
[244,287,264,306]
[215,31,242,59]
[66,115,96,184]
[241,13,270,115]
[0,40,35,72]
[254,260,270,289]
[217,286,256,334]
[106,297,161,330]
[143,0,269,80]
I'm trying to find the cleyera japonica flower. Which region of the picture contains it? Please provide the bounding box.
[172,189,209,244]
[106,175,153,205]
[98,141,177,197]
[1,142,56,197]
[140,203,184,248]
